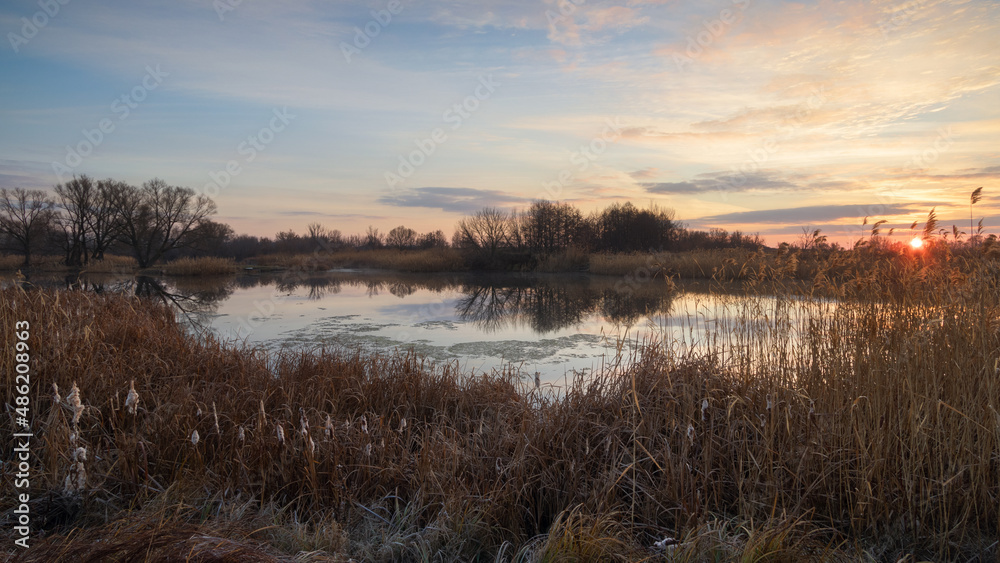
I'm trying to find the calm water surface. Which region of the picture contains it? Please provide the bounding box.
[7,270,824,385]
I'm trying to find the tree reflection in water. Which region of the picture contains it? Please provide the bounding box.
[5,270,683,338]
[6,272,235,335]
[455,276,677,333]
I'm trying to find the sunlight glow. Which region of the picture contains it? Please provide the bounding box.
[910,237,925,250]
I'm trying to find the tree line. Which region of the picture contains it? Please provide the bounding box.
[0,176,226,268]
[217,201,760,267]
[453,201,762,268]
[1,176,762,270]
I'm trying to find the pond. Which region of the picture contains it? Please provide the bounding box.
[4,269,827,385]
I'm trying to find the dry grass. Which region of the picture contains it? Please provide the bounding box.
[535,247,590,273]
[159,256,238,276]
[2,254,1000,560]
[0,254,66,271]
[250,247,465,273]
[589,249,773,280]
[0,254,23,270]
[81,255,138,274]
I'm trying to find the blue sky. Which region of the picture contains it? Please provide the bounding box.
[1,0,998,243]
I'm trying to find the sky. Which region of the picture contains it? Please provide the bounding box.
[1,0,998,245]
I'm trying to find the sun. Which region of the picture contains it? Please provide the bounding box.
[910,237,924,250]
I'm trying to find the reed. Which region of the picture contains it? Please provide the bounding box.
[0,254,23,270]
[80,255,138,274]
[2,257,998,560]
[159,256,239,276]
[249,247,465,273]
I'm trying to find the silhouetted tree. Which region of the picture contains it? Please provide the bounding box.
[113,178,217,268]
[0,188,57,268]
[456,207,510,260]
[594,202,675,252]
[54,175,95,267]
[521,200,585,253]
[386,225,417,249]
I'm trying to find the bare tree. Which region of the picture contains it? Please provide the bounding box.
[386,225,417,249]
[456,207,510,259]
[365,225,383,248]
[0,188,57,268]
[54,175,96,267]
[114,178,217,268]
[417,230,448,249]
[521,200,584,253]
[306,222,327,244]
[89,179,130,260]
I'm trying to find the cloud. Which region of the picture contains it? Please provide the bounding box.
[0,160,59,190]
[643,170,799,194]
[584,6,649,32]
[696,203,925,226]
[907,166,1000,182]
[273,210,386,220]
[628,167,659,179]
[378,187,530,214]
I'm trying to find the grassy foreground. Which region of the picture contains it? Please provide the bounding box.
[2,257,1000,561]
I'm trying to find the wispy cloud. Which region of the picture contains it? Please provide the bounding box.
[379,187,531,214]
[697,203,925,226]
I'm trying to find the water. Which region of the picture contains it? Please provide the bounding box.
[4,270,822,385]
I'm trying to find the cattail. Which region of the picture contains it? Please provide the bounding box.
[66,382,84,426]
[686,423,695,443]
[190,429,200,446]
[299,408,309,437]
[766,394,773,411]
[324,415,334,439]
[398,417,407,433]
[360,415,368,435]
[534,372,540,389]
[73,447,87,491]
[276,424,285,444]
[196,405,203,417]
[52,382,61,404]
[238,426,246,442]
[701,398,709,421]
[308,437,316,455]
[212,402,220,435]
[125,380,139,415]
[364,443,372,456]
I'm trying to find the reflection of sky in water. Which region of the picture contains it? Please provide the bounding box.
[206,274,826,385]
[0,271,830,386]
